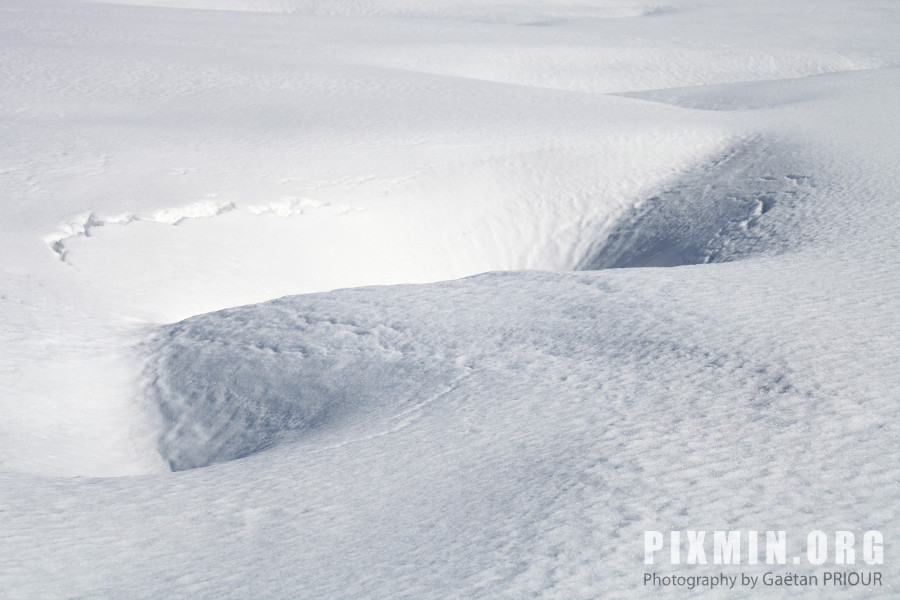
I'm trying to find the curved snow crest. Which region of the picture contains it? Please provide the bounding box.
[140,264,854,473]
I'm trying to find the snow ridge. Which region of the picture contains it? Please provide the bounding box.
[86,0,668,21]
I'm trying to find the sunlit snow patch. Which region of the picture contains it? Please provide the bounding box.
[44,199,236,262]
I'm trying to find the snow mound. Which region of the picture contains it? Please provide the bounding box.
[365,45,883,96]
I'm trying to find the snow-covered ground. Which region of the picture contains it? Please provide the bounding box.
[1,0,897,597]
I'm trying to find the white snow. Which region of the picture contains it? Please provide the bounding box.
[0,0,897,597]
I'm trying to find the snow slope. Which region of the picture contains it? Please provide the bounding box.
[0,0,898,597]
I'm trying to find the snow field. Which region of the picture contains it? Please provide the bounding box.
[0,0,898,597]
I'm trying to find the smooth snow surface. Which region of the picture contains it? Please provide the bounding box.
[1,0,898,597]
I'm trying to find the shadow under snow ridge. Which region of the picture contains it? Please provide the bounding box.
[579,138,815,269]
[142,302,466,471]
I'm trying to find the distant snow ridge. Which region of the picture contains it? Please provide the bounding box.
[142,268,832,472]
[87,0,665,20]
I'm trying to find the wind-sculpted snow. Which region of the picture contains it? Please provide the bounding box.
[142,135,828,472]
[143,249,896,479]
[118,262,898,599]
[144,305,465,470]
[580,139,815,269]
[2,0,899,597]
